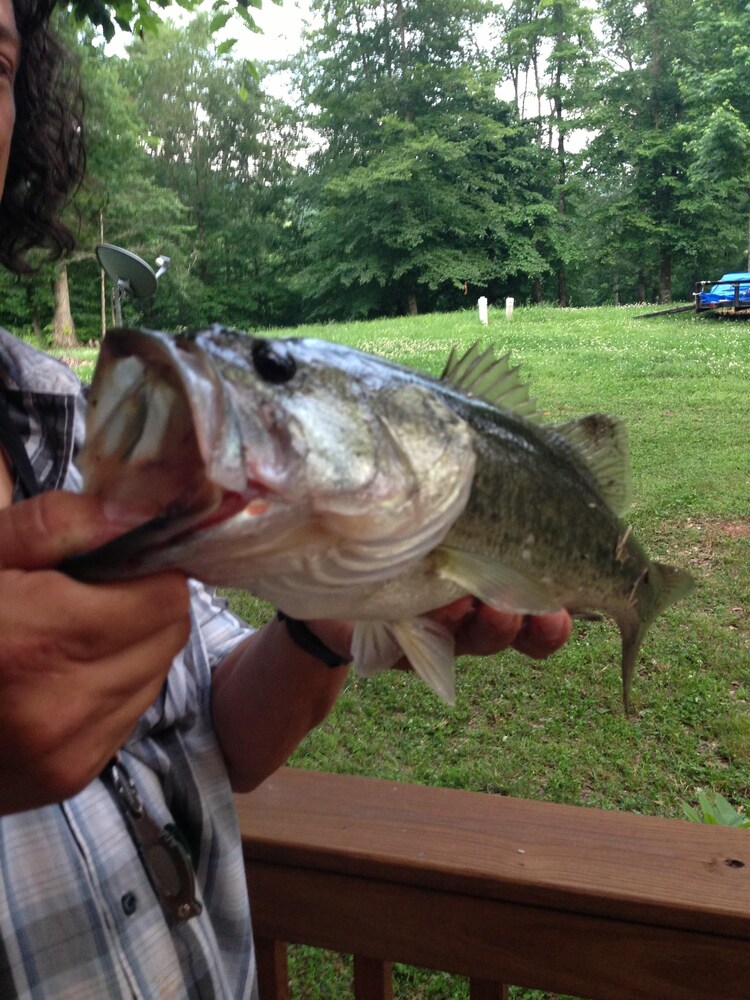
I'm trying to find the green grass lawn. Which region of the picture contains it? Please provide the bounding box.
[55,304,749,999]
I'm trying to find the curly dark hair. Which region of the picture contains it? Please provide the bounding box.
[0,0,86,273]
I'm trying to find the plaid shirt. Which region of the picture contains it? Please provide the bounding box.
[0,329,258,999]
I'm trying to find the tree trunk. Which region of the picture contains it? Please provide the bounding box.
[552,26,568,309]
[100,210,107,339]
[24,282,42,340]
[395,0,414,123]
[52,262,77,348]
[407,292,418,316]
[659,251,672,303]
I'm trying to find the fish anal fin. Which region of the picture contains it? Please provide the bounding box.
[441,344,542,423]
[437,546,561,616]
[549,414,633,515]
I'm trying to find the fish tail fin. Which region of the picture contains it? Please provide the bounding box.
[649,561,696,618]
[618,562,695,712]
[352,618,457,704]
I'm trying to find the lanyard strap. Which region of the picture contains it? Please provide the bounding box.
[0,394,40,499]
[101,755,203,924]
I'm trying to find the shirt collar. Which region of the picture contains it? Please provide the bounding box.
[0,326,82,398]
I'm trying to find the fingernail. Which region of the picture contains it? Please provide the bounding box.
[101,501,151,529]
[542,612,572,647]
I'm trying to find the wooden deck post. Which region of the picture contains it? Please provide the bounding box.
[469,977,509,999]
[353,955,394,1000]
[255,936,290,1000]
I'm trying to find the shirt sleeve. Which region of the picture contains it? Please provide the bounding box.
[188,579,256,670]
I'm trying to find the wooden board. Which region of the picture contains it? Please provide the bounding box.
[237,768,750,940]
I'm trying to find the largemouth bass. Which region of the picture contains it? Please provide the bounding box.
[65,326,694,707]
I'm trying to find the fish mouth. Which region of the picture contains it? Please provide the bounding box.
[65,327,275,582]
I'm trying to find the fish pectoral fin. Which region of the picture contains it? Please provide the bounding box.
[437,547,561,616]
[548,414,632,516]
[352,618,457,705]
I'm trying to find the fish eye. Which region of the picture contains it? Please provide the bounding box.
[251,340,297,384]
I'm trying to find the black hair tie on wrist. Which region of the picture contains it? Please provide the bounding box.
[275,610,350,668]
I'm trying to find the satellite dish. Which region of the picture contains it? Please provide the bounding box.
[96,243,158,301]
[96,243,170,329]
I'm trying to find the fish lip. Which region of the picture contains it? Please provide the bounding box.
[72,325,300,583]
[93,326,248,493]
[80,326,253,527]
[62,481,283,584]
[188,479,278,532]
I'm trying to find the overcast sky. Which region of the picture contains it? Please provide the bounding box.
[238,0,311,63]
[104,0,312,65]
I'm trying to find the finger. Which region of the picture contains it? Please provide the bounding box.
[1,569,190,661]
[2,618,190,810]
[0,492,136,570]
[512,610,572,659]
[454,604,524,656]
[427,595,477,632]
[84,619,193,725]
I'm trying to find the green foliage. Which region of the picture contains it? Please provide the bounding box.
[63,0,266,45]
[115,15,302,329]
[38,14,302,339]
[291,0,555,318]
[580,1,707,303]
[683,791,750,828]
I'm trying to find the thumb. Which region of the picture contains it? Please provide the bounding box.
[0,492,134,570]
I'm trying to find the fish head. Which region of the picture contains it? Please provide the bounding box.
[81,326,245,524]
[72,326,476,593]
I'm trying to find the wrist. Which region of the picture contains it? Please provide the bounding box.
[275,611,352,668]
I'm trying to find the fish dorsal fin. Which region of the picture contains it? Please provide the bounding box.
[549,414,633,515]
[441,343,541,422]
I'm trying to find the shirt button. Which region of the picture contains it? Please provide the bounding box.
[121,891,138,916]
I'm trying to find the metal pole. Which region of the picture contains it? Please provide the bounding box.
[113,285,123,326]
[100,213,107,339]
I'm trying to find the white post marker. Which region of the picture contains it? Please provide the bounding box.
[506,296,514,319]
[478,296,489,325]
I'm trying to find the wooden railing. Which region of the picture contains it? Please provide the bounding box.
[236,768,750,1000]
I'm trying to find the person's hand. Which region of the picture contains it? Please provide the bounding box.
[425,596,572,659]
[0,491,190,815]
[306,597,572,668]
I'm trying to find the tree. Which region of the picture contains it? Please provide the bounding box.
[679,0,750,271]
[291,0,552,319]
[119,15,301,329]
[580,0,699,303]
[64,0,265,46]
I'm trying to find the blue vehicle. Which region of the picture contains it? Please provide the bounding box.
[696,271,750,310]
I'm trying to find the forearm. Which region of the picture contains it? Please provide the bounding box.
[210,616,351,793]
[209,603,571,793]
